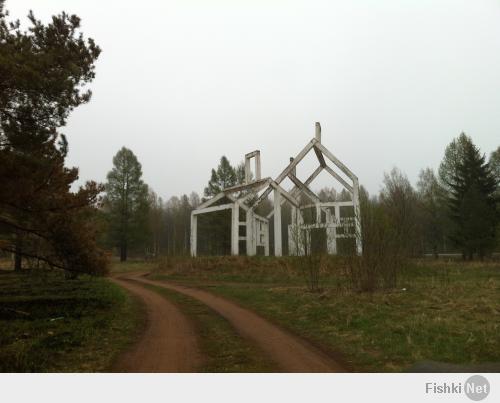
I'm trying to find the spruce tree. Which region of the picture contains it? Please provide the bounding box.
[444,136,498,259]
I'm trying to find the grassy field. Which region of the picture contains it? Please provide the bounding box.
[109,259,158,274]
[143,284,276,372]
[0,269,142,372]
[152,257,500,372]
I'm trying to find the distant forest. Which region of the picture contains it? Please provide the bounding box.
[98,132,499,261]
[0,1,498,276]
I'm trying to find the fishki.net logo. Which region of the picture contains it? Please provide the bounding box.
[426,375,490,401]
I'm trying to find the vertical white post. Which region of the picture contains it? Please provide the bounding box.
[264,222,270,256]
[315,203,321,224]
[297,208,305,256]
[273,189,282,257]
[315,122,321,142]
[245,158,251,183]
[255,153,261,180]
[326,209,337,255]
[231,203,239,256]
[353,178,363,255]
[289,206,297,256]
[246,210,255,256]
[190,213,197,257]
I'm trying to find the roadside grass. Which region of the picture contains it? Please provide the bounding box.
[0,270,142,372]
[143,283,276,372]
[152,257,500,372]
[109,259,158,274]
[155,255,328,285]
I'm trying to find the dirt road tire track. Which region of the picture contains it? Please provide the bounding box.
[128,274,344,373]
[111,277,202,372]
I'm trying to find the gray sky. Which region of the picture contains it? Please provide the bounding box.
[7,0,500,200]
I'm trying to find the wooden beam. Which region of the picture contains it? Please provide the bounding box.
[287,173,321,204]
[246,210,255,256]
[353,177,363,256]
[275,140,315,184]
[196,192,226,210]
[273,189,282,256]
[313,145,326,167]
[245,150,260,158]
[223,178,271,194]
[313,140,357,180]
[324,165,354,193]
[267,166,325,219]
[231,203,239,256]
[270,181,299,208]
[192,203,233,215]
[190,213,197,257]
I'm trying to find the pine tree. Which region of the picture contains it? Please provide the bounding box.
[0,2,105,275]
[105,147,150,261]
[204,156,237,197]
[444,137,498,259]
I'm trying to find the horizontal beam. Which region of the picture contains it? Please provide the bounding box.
[223,178,271,194]
[192,203,233,215]
[288,223,355,230]
[197,192,226,210]
[314,201,354,207]
[245,150,260,158]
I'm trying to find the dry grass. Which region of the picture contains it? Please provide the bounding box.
[152,257,500,372]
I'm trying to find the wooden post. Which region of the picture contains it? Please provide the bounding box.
[255,153,261,180]
[264,222,270,256]
[231,203,240,256]
[315,122,321,142]
[289,206,297,256]
[326,209,337,255]
[190,213,197,257]
[246,210,255,256]
[273,189,282,256]
[353,178,363,255]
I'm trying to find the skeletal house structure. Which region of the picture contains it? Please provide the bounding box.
[190,123,362,257]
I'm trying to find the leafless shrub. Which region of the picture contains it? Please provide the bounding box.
[346,188,409,292]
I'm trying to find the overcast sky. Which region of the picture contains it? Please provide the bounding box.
[7,0,500,200]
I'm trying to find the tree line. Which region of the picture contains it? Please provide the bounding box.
[101,133,499,262]
[1,2,498,277]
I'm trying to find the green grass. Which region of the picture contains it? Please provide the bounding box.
[143,284,276,372]
[109,259,158,274]
[0,270,142,372]
[152,258,500,372]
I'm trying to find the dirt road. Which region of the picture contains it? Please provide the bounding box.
[111,277,202,372]
[121,273,344,372]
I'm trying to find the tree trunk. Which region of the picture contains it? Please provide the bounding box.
[120,242,127,262]
[14,234,22,271]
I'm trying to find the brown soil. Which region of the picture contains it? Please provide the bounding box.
[124,273,344,372]
[111,276,203,372]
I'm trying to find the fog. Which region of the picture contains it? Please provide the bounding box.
[7,0,500,199]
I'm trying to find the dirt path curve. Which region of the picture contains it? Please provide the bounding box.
[111,276,202,372]
[128,273,344,373]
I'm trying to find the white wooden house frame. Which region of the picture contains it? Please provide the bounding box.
[190,122,362,257]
